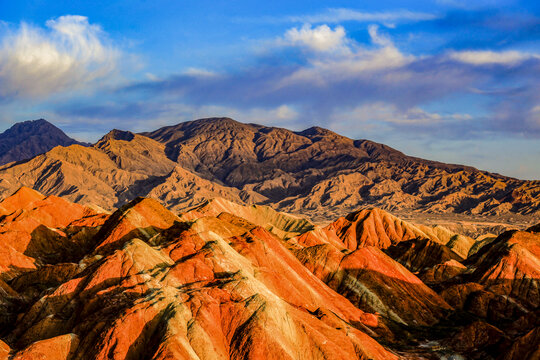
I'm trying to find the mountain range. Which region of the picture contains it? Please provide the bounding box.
[0,118,538,359]
[0,187,537,359]
[0,118,538,225]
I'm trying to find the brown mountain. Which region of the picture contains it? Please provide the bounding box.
[142,117,540,220]
[0,128,255,211]
[0,119,83,166]
[0,188,538,359]
[0,117,538,225]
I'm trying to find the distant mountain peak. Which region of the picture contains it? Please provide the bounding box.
[99,129,136,142]
[0,119,81,166]
[4,118,55,132]
[298,126,338,137]
[194,116,237,123]
[187,117,253,131]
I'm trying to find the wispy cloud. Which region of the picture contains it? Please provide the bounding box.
[448,50,540,65]
[435,0,517,10]
[327,102,477,140]
[0,15,120,99]
[333,102,472,126]
[258,8,438,25]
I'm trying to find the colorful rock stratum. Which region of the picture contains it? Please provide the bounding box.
[0,187,538,360]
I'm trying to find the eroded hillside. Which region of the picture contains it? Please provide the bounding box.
[0,188,538,359]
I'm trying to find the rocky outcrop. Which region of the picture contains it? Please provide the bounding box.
[145,167,266,212]
[0,188,103,281]
[326,246,453,326]
[419,259,467,284]
[446,321,504,353]
[468,230,540,310]
[385,238,464,273]
[11,334,79,360]
[180,197,314,239]
[289,209,454,327]
[501,327,540,360]
[322,208,432,249]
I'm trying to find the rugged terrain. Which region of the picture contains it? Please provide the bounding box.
[0,117,538,358]
[0,118,538,227]
[0,188,538,359]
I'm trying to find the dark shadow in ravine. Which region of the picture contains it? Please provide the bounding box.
[25,225,90,264]
[125,303,176,360]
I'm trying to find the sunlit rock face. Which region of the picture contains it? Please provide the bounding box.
[0,189,395,360]
[0,187,537,359]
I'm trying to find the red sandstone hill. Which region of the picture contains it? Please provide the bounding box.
[0,189,394,359]
[0,117,538,224]
[0,188,538,359]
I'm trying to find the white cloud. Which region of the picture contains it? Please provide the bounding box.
[284,24,347,52]
[183,67,219,77]
[274,104,299,120]
[367,24,392,47]
[448,50,539,66]
[278,24,412,86]
[0,15,120,98]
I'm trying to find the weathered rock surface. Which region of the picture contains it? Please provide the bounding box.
[386,238,464,273]
[180,197,314,239]
[282,209,455,327]
[419,259,467,284]
[446,321,504,354]
[0,187,103,281]
[501,327,540,360]
[468,230,540,310]
[0,188,537,359]
[11,334,79,360]
[1,191,399,360]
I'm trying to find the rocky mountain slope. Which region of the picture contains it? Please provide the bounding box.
[0,188,538,359]
[0,119,82,166]
[0,117,538,225]
[0,128,259,211]
[142,118,540,220]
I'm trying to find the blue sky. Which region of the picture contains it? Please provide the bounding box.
[1,0,539,179]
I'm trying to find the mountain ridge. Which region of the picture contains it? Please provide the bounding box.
[0,117,538,223]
